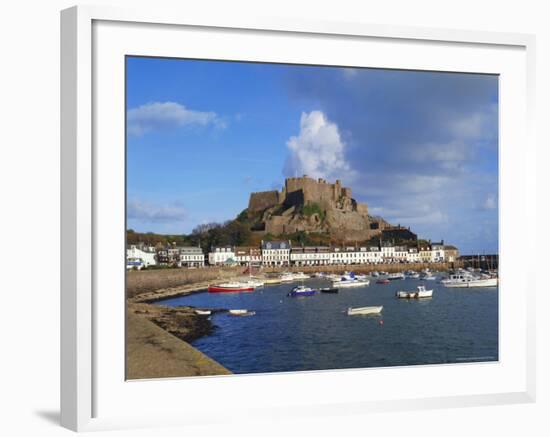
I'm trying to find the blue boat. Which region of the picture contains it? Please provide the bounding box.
[287,285,317,297]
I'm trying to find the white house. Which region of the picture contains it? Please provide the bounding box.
[380,242,395,261]
[431,242,445,262]
[394,246,409,262]
[208,246,235,265]
[126,245,157,268]
[179,246,205,267]
[330,247,365,265]
[290,246,331,266]
[261,240,291,266]
[367,246,382,264]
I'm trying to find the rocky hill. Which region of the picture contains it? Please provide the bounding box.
[245,175,391,242]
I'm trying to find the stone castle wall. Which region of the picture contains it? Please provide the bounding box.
[284,176,347,210]
[248,190,280,212]
[249,176,365,213]
[247,176,375,242]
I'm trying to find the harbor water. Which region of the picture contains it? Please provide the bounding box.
[158,276,498,374]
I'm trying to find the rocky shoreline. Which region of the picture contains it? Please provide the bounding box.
[128,302,218,343]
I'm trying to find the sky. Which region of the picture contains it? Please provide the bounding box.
[126,56,499,254]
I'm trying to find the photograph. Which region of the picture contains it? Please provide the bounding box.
[124,56,499,380]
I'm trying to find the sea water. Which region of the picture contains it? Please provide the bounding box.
[158,277,498,374]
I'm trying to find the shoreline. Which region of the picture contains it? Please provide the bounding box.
[126,262,456,378]
[127,305,231,379]
[129,261,455,303]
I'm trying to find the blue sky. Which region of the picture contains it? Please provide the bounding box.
[126,57,499,254]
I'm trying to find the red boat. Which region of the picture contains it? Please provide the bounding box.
[376,279,391,285]
[207,282,254,293]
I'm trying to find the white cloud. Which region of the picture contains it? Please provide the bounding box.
[284,111,354,181]
[447,103,498,141]
[127,199,186,222]
[407,141,473,172]
[127,101,225,136]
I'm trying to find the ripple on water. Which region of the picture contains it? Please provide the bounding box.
[158,278,498,374]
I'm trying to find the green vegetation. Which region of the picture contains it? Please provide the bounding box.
[127,229,191,247]
[128,206,427,251]
[128,218,252,253]
[301,202,326,221]
[235,209,249,223]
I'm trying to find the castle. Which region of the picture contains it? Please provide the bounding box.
[247,175,386,241]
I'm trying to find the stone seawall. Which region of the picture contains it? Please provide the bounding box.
[127,266,242,299]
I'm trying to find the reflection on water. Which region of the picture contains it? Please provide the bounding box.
[159,277,498,374]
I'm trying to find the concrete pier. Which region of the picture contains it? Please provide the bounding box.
[126,310,231,379]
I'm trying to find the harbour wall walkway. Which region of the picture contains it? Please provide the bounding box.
[127,309,231,379]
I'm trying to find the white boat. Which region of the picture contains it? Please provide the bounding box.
[441,272,498,288]
[228,309,256,317]
[387,272,405,280]
[195,309,212,315]
[370,271,380,277]
[347,306,383,315]
[228,309,249,315]
[332,277,370,288]
[396,285,433,299]
[244,278,264,288]
[421,271,437,281]
[279,273,295,282]
[292,272,310,280]
[405,271,420,279]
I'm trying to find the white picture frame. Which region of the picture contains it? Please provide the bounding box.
[60,5,536,432]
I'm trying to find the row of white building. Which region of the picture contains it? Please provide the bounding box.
[127,240,458,269]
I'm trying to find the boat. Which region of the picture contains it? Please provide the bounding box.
[208,282,254,293]
[264,277,282,285]
[332,272,370,288]
[332,278,370,288]
[441,271,498,288]
[370,271,380,277]
[387,272,405,280]
[195,309,212,315]
[347,306,383,316]
[231,311,256,317]
[279,273,295,282]
[405,270,420,279]
[292,272,310,280]
[244,278,264,288]
[320,287,339,293]
[421,271,437,281]
[376,278,390,284]
[287,285,317,297]
[326,273,341,280]
[396,285,433,299]
[228,309,255,316]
